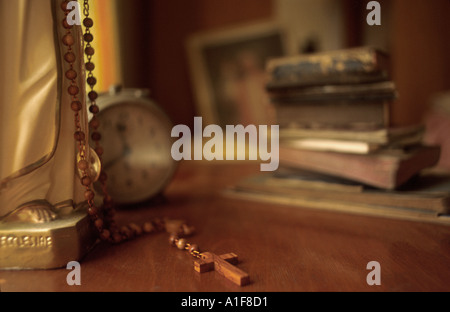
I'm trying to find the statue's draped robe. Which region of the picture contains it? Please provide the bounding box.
[0,0,89,217]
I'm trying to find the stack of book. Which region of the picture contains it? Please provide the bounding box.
[226,47,450,224]
[266,46,441,190]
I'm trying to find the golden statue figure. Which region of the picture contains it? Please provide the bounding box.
[0,0,97,269]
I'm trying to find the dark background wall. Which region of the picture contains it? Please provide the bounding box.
[116,0,450,129]
[116,0,274,129]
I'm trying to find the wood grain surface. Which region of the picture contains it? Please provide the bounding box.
[1,161,450,292]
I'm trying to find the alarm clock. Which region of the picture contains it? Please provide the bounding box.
[90,86,178,205]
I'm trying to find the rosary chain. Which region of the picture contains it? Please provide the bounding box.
[60,0,196,248]
[170,234,203,259]
[60,0,166,244]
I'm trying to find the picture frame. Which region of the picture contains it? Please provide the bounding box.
[187,20,286,128]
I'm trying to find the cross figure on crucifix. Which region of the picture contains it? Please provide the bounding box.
[194,252,250,286]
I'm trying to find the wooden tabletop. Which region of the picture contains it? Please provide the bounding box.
[1,161,450,292]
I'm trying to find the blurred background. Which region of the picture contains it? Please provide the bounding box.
[90,0,450,167]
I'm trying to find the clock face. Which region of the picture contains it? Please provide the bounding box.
[94,99,177,204]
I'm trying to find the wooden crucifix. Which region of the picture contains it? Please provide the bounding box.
[194,252,250,286]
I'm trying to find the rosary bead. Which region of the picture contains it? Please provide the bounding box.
[90,117,100,129]
[169,234,178,246]
[143,222,155,233]
[120,226,133,239]
[81,176,92,186]
[176,238,187,250]
[62,18,71,29]
[129,223,143,236]
[62,34,75,46]
[87,76,97,86]
[100,229,111,241]
[91,131,101,141]
[85,46,95,56]
[71,101,82,112]
[65,69,77,80]
[84,190,95,201]
[84,33,94,43]
[87,206,97,217]
[88,91,98,101]
[74,131,86,141]
[61,1,70,12]
[64,52,76,63]
[85,62,95,71]
[68,85,79,95]
[189,244,199,254]
[112,232,123,244]
[94,218,104,229]
[89,104,100,114]
[83,17,94,28]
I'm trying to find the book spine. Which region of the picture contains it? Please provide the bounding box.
[273,101,390,131]
[278,146,397,189]
[278,146,440,190]
[266,48,390,89]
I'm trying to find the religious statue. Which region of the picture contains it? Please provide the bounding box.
[0,1,253,287]
[0,0,97,269]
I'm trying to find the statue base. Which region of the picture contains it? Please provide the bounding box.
[0,208,98,270]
